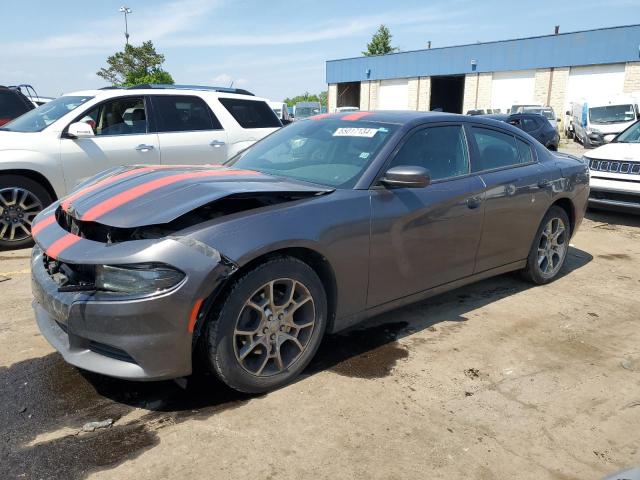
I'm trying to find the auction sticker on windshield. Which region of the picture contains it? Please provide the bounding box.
[333,127,379,137]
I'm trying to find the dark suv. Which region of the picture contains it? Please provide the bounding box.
[506,113,559,150]
[0,86,35,126]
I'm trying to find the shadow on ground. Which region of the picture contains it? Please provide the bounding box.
[0,247,592,479]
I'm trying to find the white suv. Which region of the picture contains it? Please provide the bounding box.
[0,85,281,248]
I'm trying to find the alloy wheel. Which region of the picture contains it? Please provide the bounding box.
[233,278,316,377]
[0,187,43,243]
[537,217,567,277]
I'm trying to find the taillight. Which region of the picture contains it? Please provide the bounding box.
[0,118,10,126]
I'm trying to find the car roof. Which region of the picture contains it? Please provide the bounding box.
[63,86,265,102]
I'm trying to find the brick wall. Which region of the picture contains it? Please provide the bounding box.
[548,67,569,131]
[418,77,431,111]
[359,82,370,110]
[408,77,419,110]
[327,84,337,113]
[477,73,493,110]
[462,74,478,113]
[534,68,551,105]
[624,62,640,93]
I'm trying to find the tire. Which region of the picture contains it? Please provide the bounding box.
[522,206,570,285]
[0,175,53,250]
[204,256,327,393]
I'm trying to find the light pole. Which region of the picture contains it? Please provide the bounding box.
[119,6,132,45]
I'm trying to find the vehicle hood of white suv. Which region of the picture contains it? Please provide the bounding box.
[585,142,639,161]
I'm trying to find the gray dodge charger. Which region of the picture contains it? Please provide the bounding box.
[31,111,589,393]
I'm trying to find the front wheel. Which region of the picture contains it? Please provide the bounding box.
[522,206,570,285]
[204,257,327,393]
[0,175,53,250]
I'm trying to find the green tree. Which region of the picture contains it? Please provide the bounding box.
[362,25,398,56]
[97,40,174,86]
[284,91,327,107]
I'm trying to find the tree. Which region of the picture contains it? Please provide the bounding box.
[284,91,327,108]
[362,25,398,56]
[97,41,174,86]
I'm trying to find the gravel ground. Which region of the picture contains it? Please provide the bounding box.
[1,142,639,479]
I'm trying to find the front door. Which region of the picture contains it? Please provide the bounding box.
[150,95,228,165]
[59,95,160,193]
[367,124,486,308]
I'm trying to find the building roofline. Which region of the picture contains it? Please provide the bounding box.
[326,23,640,64]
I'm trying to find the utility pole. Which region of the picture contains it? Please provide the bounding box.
[119,6,132,45]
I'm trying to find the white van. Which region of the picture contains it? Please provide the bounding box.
[571,97,640,148]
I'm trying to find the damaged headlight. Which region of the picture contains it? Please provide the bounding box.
[95,264,185,294]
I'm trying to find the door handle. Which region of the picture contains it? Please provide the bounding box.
[135,144,155,152]
[466,196,483,209]
[210,140,226,148]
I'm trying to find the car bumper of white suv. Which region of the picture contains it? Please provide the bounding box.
[589,176,640,211]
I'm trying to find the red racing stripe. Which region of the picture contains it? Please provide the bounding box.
[81,169,258,222]
[46,234,81,259]
[31,215,56,236]
[310,113,332,121]
[342,111,372,121]
[60,165,216,212]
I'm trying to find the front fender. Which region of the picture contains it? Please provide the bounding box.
[0,150,66,198]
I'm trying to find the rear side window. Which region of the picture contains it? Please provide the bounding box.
[515,138,534,164]
[218,98,281,128]
[0,90,33,119]
[471,127,522,171]
[153,95,222,132]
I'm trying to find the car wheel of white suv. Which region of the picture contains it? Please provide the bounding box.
[0,175,52,250]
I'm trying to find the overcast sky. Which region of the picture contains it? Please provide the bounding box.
[3,0,639,100]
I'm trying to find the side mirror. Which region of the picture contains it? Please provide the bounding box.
[67,122,94,139]
[380,166,430,188]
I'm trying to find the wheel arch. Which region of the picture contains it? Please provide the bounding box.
[0,169,58,202]
[193,245,339,349]
[550,197,575,236]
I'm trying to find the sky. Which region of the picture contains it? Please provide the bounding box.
[2,0,639,101]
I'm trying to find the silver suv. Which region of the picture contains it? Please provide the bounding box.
[0,85,281,248]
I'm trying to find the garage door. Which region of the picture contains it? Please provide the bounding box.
[491,70,536,113]
[377,79,409,110]
[566,64,625,107]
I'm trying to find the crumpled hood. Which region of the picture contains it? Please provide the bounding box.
[60,165,332,229]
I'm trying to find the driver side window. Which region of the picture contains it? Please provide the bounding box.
[80,97,147,136]
[388,125,470,181]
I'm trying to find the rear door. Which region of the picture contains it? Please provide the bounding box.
[367,123,486,307]
[466,124,552,272]
[59,95,160,191]
[150,94,228,165]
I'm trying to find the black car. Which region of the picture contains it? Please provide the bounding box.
[31,111,589,393]
[505,113,560,150]
[0,86,35,126]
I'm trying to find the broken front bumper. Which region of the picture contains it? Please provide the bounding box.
[30,237,232,381]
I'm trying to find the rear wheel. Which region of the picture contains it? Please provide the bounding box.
[522,206,570,285]
[0,175,52,250]
[204,257,327,393]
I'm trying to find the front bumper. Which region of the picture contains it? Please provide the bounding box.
[31,234,231,380]
[589,176,640,212]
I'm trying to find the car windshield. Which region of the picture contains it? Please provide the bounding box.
[615,121,640,143]
[295,107,320,119]
[589,104,636,124]
[523,107,555,120]
[0,95,93,132]
[228,119,399,188]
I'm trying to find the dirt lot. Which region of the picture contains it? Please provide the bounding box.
[1,142,639,479]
